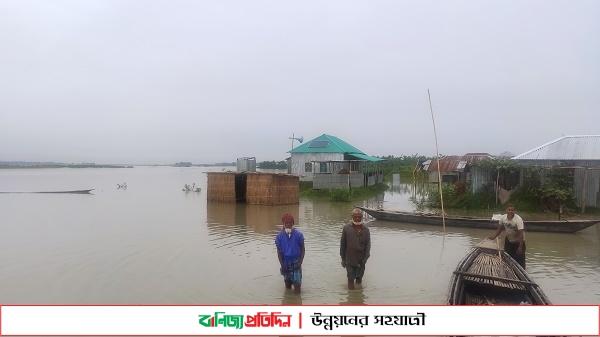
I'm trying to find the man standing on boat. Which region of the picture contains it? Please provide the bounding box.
[340,208,371,290]
[488,204,526,269]
[275,214,305,294]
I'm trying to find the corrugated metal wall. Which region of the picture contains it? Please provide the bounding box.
[313,173,363,189]
[573,166,600,208]
[469,166,496,193]
[236,157,256,172]
[290,153,344,181]
[511,159,600,208]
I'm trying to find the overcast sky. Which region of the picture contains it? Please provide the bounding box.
[1,1,598,165]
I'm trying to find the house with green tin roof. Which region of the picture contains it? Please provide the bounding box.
[288,134,384,189]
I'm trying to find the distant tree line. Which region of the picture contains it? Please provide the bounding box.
[199,162,235,167]
[258,160,287,169]
[1,161,70,166]
[0,161,126,169]
[173,162,192,167]
[377,154,430,173]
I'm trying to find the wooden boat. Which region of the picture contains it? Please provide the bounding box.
[447,239,551,305]
[357,206,599,233]
[36,189,94,194]
[0,189,94,194]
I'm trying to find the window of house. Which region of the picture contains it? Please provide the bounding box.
[305,163,312,172]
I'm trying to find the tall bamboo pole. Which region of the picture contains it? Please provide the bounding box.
[427,89,445,232]
[496,170,500,205]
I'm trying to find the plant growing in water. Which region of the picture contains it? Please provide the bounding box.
[182,183,201,192]
[329,188,353,202]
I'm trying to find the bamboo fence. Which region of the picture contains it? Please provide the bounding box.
[206,172,237,203]
[246,173,299,205]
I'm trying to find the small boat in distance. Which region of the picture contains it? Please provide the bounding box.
[0,189,94,194]
[447,239,551,305]
[36,189,94,194]
[356,206,599,233]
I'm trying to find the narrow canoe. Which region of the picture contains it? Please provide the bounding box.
[447,239,551,305]
[0,189,94,194]
[36,189,94,194]
[357,206,599,233]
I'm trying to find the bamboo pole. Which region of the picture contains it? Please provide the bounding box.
[495,170,500,205]
[427,89,445,232]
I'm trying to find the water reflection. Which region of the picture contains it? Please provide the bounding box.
[340,287,366,305]
[207,201,300,234]
[362,193,386,209]
[281,289,303,305]
[360,182,430,212]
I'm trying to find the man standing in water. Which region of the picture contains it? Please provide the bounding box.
[488,203,526,269]
[340,208,371,290]
[275,214,305,294]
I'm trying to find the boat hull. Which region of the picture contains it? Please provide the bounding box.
[37,189,94,194]
[0,189,94,194]
[357,207,599,233]
[447,239,551,305]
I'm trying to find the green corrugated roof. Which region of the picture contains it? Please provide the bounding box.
[289,134,383,162]
[350,153,384,162]
[289,134,360,153]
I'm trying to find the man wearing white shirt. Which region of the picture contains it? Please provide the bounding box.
[488,204,526,269]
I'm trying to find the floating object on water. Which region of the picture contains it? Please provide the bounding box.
[182,183,201,192]
[0,189,94,194]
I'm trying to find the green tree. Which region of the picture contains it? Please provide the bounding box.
[534,167,575,215]
[258,160,287,169]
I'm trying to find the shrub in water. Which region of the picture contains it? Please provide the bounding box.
[330,188,352,202]
[427,184,456,206]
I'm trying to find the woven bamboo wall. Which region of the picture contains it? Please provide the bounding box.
[246,173,299,205]
[206,172,237,202]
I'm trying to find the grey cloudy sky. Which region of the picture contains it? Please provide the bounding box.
[1,0,598,165]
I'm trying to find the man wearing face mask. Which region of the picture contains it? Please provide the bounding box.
[275,214,305,294]
[340,208,371,290]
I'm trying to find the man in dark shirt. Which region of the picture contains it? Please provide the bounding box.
[275,214,305,294]
[340,208,371,290]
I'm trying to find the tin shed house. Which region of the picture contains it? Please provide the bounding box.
[287,134,384,189]
[512,135,600,209]
[424,153,493,185]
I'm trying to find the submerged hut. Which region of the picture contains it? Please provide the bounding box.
[206,172,299,205]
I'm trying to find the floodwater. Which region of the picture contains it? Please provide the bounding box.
[0,167,599,306]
